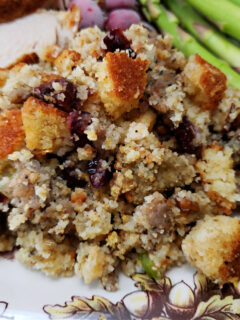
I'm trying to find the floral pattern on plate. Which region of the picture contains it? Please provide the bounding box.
[43,272,240,319]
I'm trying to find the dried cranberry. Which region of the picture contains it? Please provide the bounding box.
[34,79,78,112]
[62,167,87,189]
[87,158,112,188]
[174,116,202,158]
[0,212,7,235]
[67,111,92,148]
[154,118,172,142]
[0,248,18,260]
[0,193,7,203]
[103,29,132,53]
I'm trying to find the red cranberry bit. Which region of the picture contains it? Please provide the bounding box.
[34,79,78,112]
[103,29,132,53]
[0,248,18,260]
[67,111,92,148]
[154,117,172,142]
[88,158,112,188]
[174,116,202,158]
[0,194,8,234]
[105,9,141,31]
[0,193,7,203]
[0,212,7,235]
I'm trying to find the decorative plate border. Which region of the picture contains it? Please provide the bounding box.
[43,272,240,319]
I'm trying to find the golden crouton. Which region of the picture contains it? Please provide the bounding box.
[182,215,240,283]
[134,109,157,131]
[122,108,157,131]
[22,97,70,155]
[97,52,149,119]
[184,54,226,111]
[55,49,81,76]
[196,144,237,214]
[0,109,25,159]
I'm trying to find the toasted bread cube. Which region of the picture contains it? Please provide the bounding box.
[184,54,226,111]
[97,52,149,119]
[22,97,70,154]
[54,49,81,76]
[196,145,237,214]
[0,109,25,159]
[182,215,240,283]
[134,109,157,131]
[75,243,114,284]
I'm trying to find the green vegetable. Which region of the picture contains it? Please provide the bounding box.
[164,0,240,70]
[229,0,240,6]
[140,0,240,90]
[139,253,160,279]
[187,0,240,41]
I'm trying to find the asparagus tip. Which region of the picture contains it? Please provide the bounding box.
[234,67,240,73]
[165,8,179,24]
[193,22,210,38]
[177,26,191,41]
[147,0,161,19]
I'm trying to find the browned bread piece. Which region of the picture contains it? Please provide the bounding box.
[22,97,70,155]
[184,54,226,111]
[0,109,25,159]
[182,215,240,283]
[55,50,82,76]
[196,144,237,214]
[97,52,149,119]
[0,0,47,23]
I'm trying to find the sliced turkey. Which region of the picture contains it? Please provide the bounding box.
[0,8,80,69]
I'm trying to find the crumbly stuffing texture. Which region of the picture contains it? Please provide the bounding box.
[0,23,240,290]
[196,144,239,214]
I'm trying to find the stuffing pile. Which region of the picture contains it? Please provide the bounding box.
[0,19,240,290]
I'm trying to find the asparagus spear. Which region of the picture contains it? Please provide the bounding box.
[187,0,240,41]
[139,253,160,279]
[140,0,240,90]
[229,0,240,6]
[164,0,240,71]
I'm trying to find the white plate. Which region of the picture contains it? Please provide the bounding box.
[1,257,239,319]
